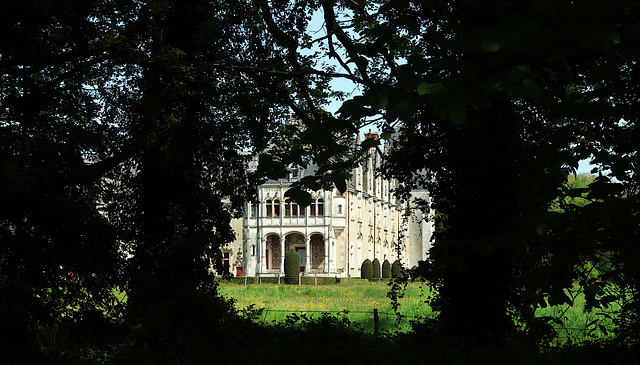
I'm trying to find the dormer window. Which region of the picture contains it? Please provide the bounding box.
[287,166,300,181]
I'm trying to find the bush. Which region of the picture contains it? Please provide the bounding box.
[372,258,381,279]
[284,249,300,284]
[361,259,373,279]
[382,259,391,278]
[391,260,403,278]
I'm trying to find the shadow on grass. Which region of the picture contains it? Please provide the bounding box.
[11,307,639,365]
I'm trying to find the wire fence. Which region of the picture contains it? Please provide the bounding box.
[226,276,624,342]
[242,307,430,334]
[243,307,619,342]
[230,274,396,286]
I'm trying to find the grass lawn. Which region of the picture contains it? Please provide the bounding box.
[218,279,434,333]
[535,284,619,346]
[219,278,620,344]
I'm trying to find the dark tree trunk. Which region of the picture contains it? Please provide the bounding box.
[432,102,529,341]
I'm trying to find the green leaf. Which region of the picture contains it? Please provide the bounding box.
[369,92,388,110]
[333,176,347,195]
[536,223,549,236]
[389,101,417,121]
[338,97,372,119]
[417,82,445,95]
[284,187,312,207]
[299,176,322,191]
[481,40,501,52]
[448,105,467,124]
[522,79,543,99]
[257,154,286,180]
[607,32,620,44]
[361,138,380,149]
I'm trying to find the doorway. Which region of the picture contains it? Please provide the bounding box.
[296,248,306,272]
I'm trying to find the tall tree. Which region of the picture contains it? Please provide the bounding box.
[318,0,640,342]
[0,0,126,355]
[1,0,346,353]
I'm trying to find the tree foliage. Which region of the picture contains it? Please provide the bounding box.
[0,0,345,357]
[382,259,391,279]
[372,258,381,279]
[315,0,640,343]
[361,259,373,280]
[391,260,403,279]
[284,249,301,284]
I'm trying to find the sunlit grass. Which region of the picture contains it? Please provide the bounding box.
[218,280,434,333]
[535,286,620,346]
[219,279,622,344]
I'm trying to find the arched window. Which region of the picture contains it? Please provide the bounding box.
[310,198,324,216]
[285,199,291,217]
[285,199,303,217]
[266,200,281,217]
[310,200,317,216]
[266,200,273,217]
[273,200,280,217]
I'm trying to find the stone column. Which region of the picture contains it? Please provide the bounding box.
[280,236,285,275]
[305,236,311,274]
[324,237,329,273]
[258,237,265,275]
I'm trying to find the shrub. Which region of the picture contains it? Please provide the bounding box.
[382,259,391,278]
[391,260,403,278]
[410,265,423,281]
[372,258,381,279]
[284,249,300,284]
[361,259,373,279]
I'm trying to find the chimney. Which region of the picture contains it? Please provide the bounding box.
[364,129,379,141]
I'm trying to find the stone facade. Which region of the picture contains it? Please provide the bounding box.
[225,132,433,278]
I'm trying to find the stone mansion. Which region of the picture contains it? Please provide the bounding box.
[224,131,433,278]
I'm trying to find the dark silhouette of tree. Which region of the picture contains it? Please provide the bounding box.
[318,0,640,343]
[0,0,346,355]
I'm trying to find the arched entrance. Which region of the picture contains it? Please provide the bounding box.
[266,234,281,270]
[285,233,305,272]
[310,234,325,271]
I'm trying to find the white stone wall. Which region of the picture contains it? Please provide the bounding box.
[226,140,434,277]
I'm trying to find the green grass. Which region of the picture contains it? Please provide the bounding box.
[534,286,620,346]
[218,279,434,333]
[219,279,623,345]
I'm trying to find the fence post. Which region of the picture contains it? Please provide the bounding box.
[315,274,317,286]
[259,276,262,285]
[278,274,280,285]
[244,276,247,287]
[373,308,379,335]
